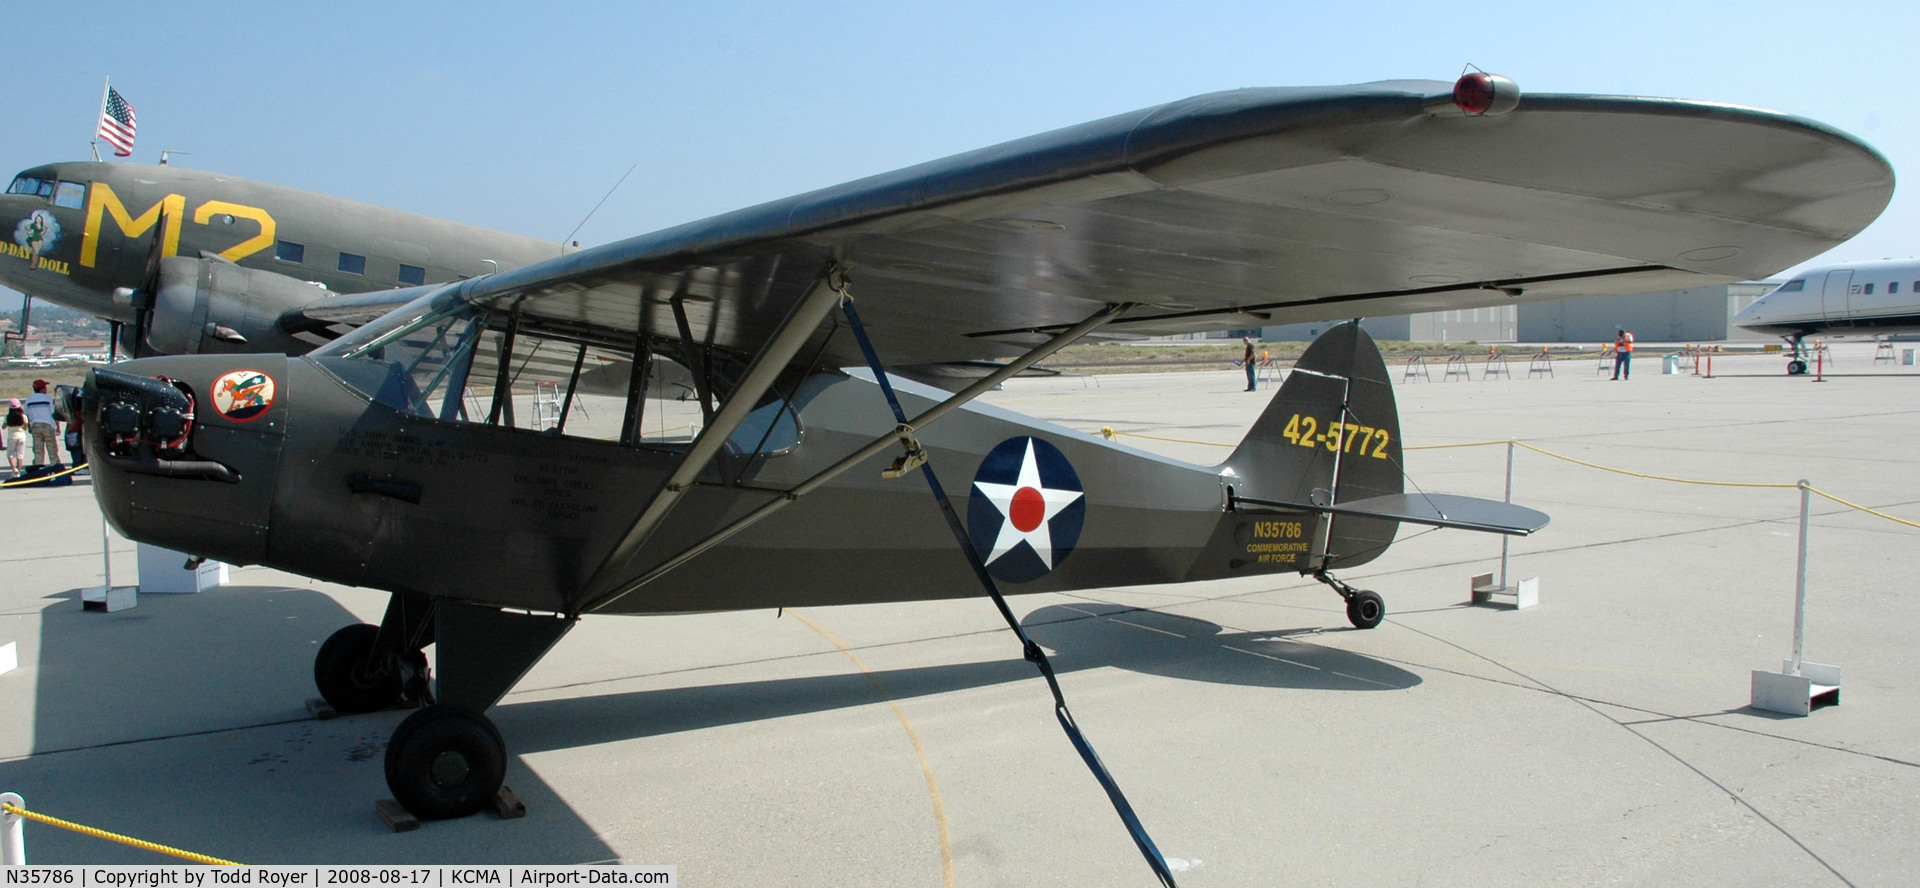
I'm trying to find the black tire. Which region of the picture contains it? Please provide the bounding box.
[1787,360,1807,376]
[385,706,507,820]
[315,624,403,714]
[1346,590,1385,630]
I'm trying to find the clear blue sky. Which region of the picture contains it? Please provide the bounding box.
[3,0,1913,313]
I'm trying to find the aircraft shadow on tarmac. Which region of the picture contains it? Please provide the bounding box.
[504,602,1418,755]
[3,586,1411,863]
[4,585,617,864]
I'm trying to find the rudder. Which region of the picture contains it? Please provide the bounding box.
[1220,322,1402,569]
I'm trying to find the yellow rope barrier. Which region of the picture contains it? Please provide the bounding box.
[1511,442,1800,490]
[1,801,241,865]
[0,463,86,489]
[1096,427,1233,447]
[1404,440,1509,451]
[1807,486,1920,531]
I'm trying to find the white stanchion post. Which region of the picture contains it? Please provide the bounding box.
[81,518,136,612]
[2,791,24,865]
[101,517,112,592]
[1499,439,1514,589]
[1751,478,1840,715]
[1790,480,1810,676]
[1470,439,1540,609]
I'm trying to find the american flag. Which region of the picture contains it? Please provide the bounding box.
[96,87,137,157]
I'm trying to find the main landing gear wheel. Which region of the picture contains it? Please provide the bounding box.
[314,623,404,714]
[1345,590,1385,630]
[385,705,507,820]
[1787,359,1808,376]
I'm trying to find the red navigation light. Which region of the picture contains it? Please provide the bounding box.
[1452,72,1521,116]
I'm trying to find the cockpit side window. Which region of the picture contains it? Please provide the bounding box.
[1776,278,1805,293]
[6,176,54,199]
[53,182,86,209]
[309,293,800,454]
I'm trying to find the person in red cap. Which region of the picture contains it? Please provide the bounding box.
[22,379,61,469]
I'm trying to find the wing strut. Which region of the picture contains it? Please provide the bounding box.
[576,267,846,606]
[577,293,1131,616]
[838,293,1178,887]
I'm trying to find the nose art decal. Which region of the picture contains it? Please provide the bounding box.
[211,370,276,422]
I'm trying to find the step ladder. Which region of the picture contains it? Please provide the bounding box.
[533,381,562,430]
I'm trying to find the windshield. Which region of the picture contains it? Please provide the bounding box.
[6,176,54,199]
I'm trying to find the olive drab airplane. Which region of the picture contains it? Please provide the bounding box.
[1,159,566,355]
[71,73,1892,882]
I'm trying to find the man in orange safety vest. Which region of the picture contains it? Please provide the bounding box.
[1611,328,1634,380]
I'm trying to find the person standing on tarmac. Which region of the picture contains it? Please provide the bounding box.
[4,398,27,476]
[1242,338,1258,391]
[1611,328,1635,380]
[22,379,61,468]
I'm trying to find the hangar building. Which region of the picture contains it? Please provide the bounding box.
[1221,281,1781,344]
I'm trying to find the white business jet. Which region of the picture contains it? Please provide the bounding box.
[1734,257,1920,373]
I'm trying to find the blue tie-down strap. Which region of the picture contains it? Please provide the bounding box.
[839,296,1179,887]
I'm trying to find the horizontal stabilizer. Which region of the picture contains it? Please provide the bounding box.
[1238,492,1549,536]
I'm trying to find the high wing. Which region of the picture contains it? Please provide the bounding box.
[381,79,1891,368]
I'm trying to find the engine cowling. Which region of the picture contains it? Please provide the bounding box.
[145,255,334,356]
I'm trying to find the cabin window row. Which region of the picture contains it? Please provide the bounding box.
[311,290,802,456]
[1856,281,1920,295]
[275,239,426,286]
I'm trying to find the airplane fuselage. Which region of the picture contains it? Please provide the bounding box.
[1734,257,1920,340]
[1,161,562,339]
[81,352,1312,617]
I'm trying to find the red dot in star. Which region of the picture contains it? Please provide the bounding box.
[1010,487,1046,532]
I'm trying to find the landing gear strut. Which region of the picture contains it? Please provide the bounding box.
[1313,571,1385,629]
[315,598,575,821]
[1785,334,1810,376]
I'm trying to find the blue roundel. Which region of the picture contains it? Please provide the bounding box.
[966,436,1086,583]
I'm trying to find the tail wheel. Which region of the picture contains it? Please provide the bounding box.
[1346,590,1385,629]
[385,705,507,820]
[314,623,403,714]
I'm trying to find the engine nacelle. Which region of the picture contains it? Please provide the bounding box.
[146,255,334,356]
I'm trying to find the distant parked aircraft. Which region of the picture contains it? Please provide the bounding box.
[1734,257,1920,373]
[2,160,563,356]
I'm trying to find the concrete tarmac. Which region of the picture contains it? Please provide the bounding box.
[1,341,1915,885]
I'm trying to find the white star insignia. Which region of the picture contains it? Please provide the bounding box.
[972,439,1084,569]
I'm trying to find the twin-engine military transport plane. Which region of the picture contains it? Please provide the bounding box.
[73,74,1891,878]
[1,159,563,355]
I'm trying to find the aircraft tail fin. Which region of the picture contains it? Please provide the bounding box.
[1221,322,1404,568]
